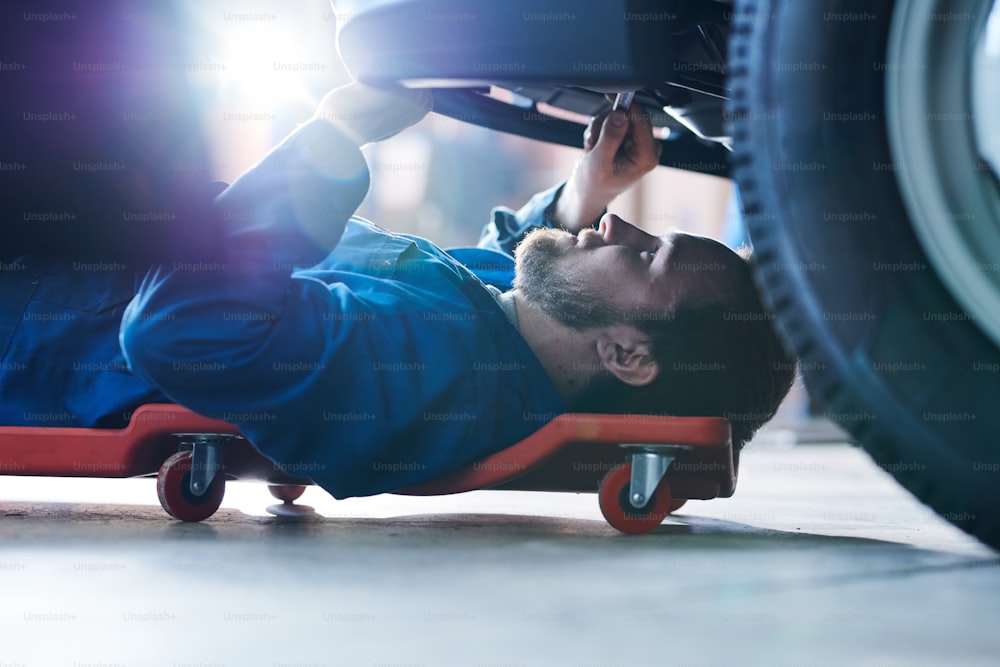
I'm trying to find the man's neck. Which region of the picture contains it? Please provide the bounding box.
[485,286,520,330]
[509,289,594,406]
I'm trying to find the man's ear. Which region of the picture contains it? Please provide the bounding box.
[595,329,659,387]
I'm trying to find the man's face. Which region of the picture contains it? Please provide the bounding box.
[513,214,735,330]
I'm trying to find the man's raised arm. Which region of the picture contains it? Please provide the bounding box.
[119,84,430,418]
[479,107,661,257]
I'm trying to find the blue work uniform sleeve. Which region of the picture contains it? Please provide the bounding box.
[477,182,604,257]
[119,120,370,416]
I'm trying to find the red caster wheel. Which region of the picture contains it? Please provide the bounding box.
[268,484,306,503]
[669,499,688,513]
[157,451,226,522]
[599,463,672,534]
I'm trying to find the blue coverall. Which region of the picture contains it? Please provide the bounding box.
[1,119,577,498]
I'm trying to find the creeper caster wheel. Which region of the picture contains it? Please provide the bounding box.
[598,462,673,534]
[268,484,306,503]
[157,450,226,522]
[266,484,317,519]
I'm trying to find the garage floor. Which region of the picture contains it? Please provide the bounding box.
[1,438,997,667]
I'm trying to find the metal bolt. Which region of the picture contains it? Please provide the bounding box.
[632,493,645,506]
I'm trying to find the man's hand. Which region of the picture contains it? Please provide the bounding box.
[554,107,662,232]
[312,82,433,147]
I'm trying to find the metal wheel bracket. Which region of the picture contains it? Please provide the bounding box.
[628,445,690,509]
[172,433,238,497]
[188,441,221,497]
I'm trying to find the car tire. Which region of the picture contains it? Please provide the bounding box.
[726,0,1000,548]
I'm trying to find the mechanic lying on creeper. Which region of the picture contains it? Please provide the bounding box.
[2,83,794,498]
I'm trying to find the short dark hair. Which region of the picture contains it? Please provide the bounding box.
[570,246,796,450]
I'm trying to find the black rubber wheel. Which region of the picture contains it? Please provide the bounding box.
[727,0,1000,548]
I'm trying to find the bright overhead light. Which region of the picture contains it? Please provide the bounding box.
[179,2,334,109]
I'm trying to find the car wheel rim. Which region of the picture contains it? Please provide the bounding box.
[974,0,1000,176]
[886,0,1000,347]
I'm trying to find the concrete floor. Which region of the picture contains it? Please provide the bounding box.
[0,441,997,667]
